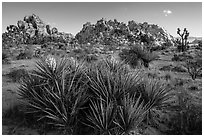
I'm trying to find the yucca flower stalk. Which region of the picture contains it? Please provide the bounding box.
[45,55,57,71]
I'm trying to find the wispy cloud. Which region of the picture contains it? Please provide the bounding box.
[163,10,172,16]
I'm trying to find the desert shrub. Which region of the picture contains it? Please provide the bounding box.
[16,50,33,60]
[171,66,186,73]
[159,65,172,71]
[188,85,199,91]
[41,43,48,48]
[2,52,10,64]
[76,53,98,63]
[183,58,202,80]
[141,52,158,68]
[171,54,180,61]
[160,65,186,73]
[162,41,173,48]
[119,45,158,68]
[147,72,158,79]
[195,40,202,50]
[2,104,25,121]
[150,45,163,51]
[172,53,193,62]
[163,73,172,81]
[162,88,202,134]
[73,48,83,54]
[6,68,29,83]
[84,54,98,62]
[151,41,173,52]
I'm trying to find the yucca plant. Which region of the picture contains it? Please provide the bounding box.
[85,58,142,106]
[83,58,147,135]
[17,56,89,134]
[85,97,117,135]
[119,48,141,68]
[135,79,174,127]
[115,94,148,135]
[85,94,148,135]
[96,56,130,75]
[140,51,158,68]
[119,45,158,68]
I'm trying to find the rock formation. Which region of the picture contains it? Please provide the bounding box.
[75,18,174,48]
[3,14,174,53]
[3,14,74,48]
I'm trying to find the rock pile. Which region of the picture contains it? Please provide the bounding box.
[2,14,175,59]
[75,18,174,48]
[3,14,74,47]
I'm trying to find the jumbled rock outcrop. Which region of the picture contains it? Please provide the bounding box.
[75,18,174,48]
[3,14,74,47]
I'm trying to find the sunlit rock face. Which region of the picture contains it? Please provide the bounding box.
[76,18,174,47]
[3,14,75,48]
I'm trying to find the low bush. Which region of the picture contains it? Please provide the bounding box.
[159,65,186,73]
[171,54,181,61]
[6,68,29,83]
[171,66,186,73]
[163,73,172,81]
[73,48,83,54]
[172,53,193,62]
[183,58,202,80]
[2,52,10,64]
[162,88,202,135]
[147,72,159,79]
[188,85,199,91]
[119,45,158,68]
[16,50,33,60]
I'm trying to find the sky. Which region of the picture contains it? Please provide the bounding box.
[2,2,202,37]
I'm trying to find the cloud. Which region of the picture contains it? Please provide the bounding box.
[163,10,172,16]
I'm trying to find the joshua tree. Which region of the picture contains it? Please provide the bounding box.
[46,25,51,35]
[51,27,58,34]
[177,28,189,52]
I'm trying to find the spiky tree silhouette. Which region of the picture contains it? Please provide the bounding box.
[177,28,189,52]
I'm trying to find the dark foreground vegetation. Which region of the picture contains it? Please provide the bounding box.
[3,55,202,135]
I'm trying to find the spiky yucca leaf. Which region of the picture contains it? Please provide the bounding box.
[85,59,142,105]
[141,79,174,109]
[85,98,117,135]
[115,94,147,135]
[136,79,174,126]
[33,56,68,82]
